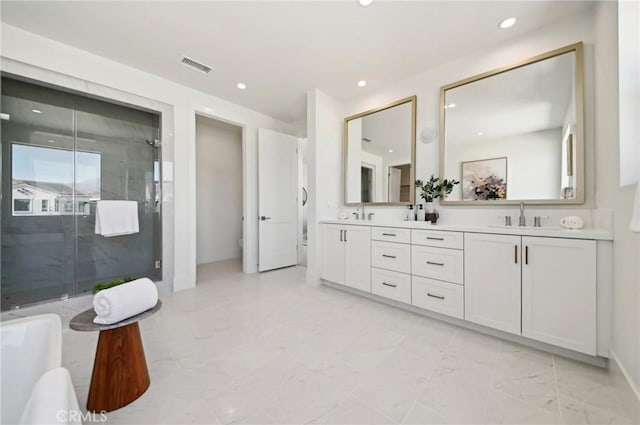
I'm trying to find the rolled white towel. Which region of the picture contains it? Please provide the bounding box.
[93,278,158,325]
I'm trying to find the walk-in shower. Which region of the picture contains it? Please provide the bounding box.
[1,76,162,310]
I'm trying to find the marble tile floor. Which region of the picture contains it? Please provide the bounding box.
[2,259,638,425]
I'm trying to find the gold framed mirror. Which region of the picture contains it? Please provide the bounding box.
[344,96,417,206]
[439,43,584,205]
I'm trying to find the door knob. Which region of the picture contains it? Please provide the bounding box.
[260,216,271,221]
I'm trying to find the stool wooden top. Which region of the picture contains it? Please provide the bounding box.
[70,300,162,332]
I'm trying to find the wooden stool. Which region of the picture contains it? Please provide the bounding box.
[70,301,161,412]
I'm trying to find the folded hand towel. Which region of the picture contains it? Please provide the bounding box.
[93,278,158,325]
[631,183,640,233]
[95,200,139,237]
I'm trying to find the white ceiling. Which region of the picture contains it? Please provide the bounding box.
[0,1,594,123]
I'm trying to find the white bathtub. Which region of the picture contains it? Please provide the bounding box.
[1,314,81,425]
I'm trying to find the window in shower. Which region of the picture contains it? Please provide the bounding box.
[11,144,101,216]
[1,76,161,310]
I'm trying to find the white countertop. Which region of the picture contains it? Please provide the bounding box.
[319,219,613,241]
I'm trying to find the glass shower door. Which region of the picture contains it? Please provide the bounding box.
[1,96,76,310]
[73,110,161,295]
[1,76,162,310]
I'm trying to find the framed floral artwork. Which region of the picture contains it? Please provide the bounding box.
[461,157,507,200]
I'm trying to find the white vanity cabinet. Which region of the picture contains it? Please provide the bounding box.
[465,233,597,355]
[322,224,371,292]
[320,220,609,359]
[465,233,522,335]
[522,237,596,355]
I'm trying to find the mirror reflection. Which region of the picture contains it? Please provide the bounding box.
[441,43,583,204]
[345,96,416,205]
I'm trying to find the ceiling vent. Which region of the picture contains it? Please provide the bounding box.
[180,56,213,74]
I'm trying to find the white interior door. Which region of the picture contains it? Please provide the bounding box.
[258,128,298,272]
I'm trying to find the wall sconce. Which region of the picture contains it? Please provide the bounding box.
[420,128,438,144]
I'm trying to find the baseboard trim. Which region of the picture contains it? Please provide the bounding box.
[609,348,640,402]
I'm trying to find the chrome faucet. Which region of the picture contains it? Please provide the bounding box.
[352,211,359,219]
[518,202,526,227]
[360,204,366,220]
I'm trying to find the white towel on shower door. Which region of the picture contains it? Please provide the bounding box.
[95,200,139,237]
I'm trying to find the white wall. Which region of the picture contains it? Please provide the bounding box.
[195,116,243,264]
[306,89,343,283]
[0,23,297,290]
[446,128,562,200]
[602,0,640,411]
[346,119,362,203]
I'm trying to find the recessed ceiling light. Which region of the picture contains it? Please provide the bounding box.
[445,103,456,109]
[499,17,517,29]
[31,109,42,114]
[476,132,484,136]
[48,140,56,143]
[237,83,246,90]
[388,149,394,153]
[357,80,367,87]
[358,0,373,7]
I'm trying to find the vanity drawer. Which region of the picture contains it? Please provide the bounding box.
[412,230,463,250]
[412,276,464,319]
[371,227,411,244]
[372,241,411,273]
[411,245,464,284]
[372,268,411,304]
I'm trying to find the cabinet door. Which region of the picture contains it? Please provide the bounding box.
[322,224,345,285]
[344,225,371,292]
[465,233,522,335]
[522,237,596,355]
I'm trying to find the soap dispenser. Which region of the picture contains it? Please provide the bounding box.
[407,205,415,221]
[416,204,426,221]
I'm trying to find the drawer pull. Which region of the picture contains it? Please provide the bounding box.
[382,254,397,259]
[382,233,397,236]
[382,282,397,288]
[426,261,445,266]
[426,237,444,241]
[427,293,445,300]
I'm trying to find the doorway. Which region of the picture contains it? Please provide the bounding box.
[195,115,243,276]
